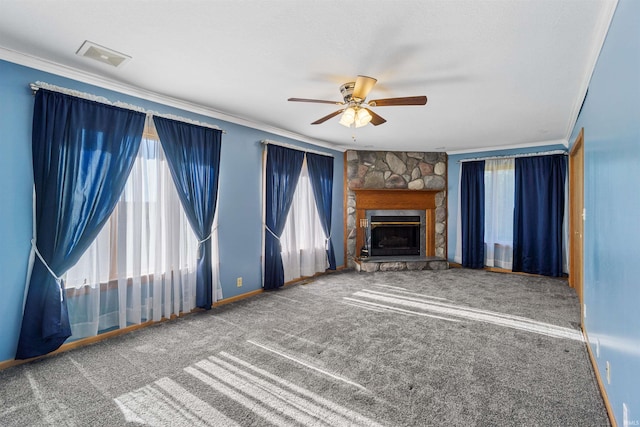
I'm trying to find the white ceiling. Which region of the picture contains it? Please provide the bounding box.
[0,0,617,153]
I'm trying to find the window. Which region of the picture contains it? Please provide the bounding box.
[280,160,329,282]
[484,159,515,269]
[64,129,206,339]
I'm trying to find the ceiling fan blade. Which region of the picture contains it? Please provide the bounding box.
[288,97,343,105]
[364,108,387,126]
[352,75,377,101]
[311,109,344,125]
[368,96,428,107]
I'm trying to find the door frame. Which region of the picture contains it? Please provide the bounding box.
[569,128,585,321]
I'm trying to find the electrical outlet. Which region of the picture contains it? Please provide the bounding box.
[606,361,611,384]
[236,277,243,287]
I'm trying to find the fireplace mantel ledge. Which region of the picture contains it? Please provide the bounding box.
[352,188,439,211]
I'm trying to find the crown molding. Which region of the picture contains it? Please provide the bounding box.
[0,46,346,153]
[563,0,619,141]
[446,139,568,155]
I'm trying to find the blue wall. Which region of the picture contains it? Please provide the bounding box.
[569,0,640,423]
[446,1,640,422]
[447,144,566,261]
[0,59,344,362]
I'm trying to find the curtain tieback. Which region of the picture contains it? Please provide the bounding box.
[325,234,331,249]
[31,239,64,302]
[265,225,280,240]
[197,233,213,258]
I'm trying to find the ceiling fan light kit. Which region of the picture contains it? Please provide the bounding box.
[288,75,427,127]
[355,108,372,127]
[339,107,372,128]
[338,107,356,127]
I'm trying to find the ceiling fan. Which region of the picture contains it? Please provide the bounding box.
[288,75,427,128]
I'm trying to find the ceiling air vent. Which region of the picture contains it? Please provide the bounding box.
[76,40,131,68]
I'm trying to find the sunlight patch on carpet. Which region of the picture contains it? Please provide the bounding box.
[114,349,384,427]
[216,351,379,425]
[343,297,460,322]
[247,340,368,391]
[371,283,450,300]
[114,377,237,426]
[351,289,584,341]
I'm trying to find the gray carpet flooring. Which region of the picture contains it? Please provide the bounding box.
[0,268,609,426]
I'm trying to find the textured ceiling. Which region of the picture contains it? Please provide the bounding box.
[0,0,617,153]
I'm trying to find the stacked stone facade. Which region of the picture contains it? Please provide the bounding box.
[345,150,447,268]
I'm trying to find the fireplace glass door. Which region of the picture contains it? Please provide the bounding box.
[370,215,421,256]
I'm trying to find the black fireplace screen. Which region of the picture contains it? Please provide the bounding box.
[370,215,421,256]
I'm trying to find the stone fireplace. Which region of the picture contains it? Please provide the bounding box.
[346,150,448,271]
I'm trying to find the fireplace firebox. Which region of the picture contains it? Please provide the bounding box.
[369,215,422,257]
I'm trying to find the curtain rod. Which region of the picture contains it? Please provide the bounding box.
[29,81,226,133]
[457,149,567,163]
[261,139,334,157]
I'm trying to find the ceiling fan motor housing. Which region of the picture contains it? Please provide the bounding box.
[340,82,356,103]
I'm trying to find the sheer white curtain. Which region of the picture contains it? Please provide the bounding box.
[484,158,515,269]
[280,159,329,282]
[454,166,463,264]
[65,133,221,340]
